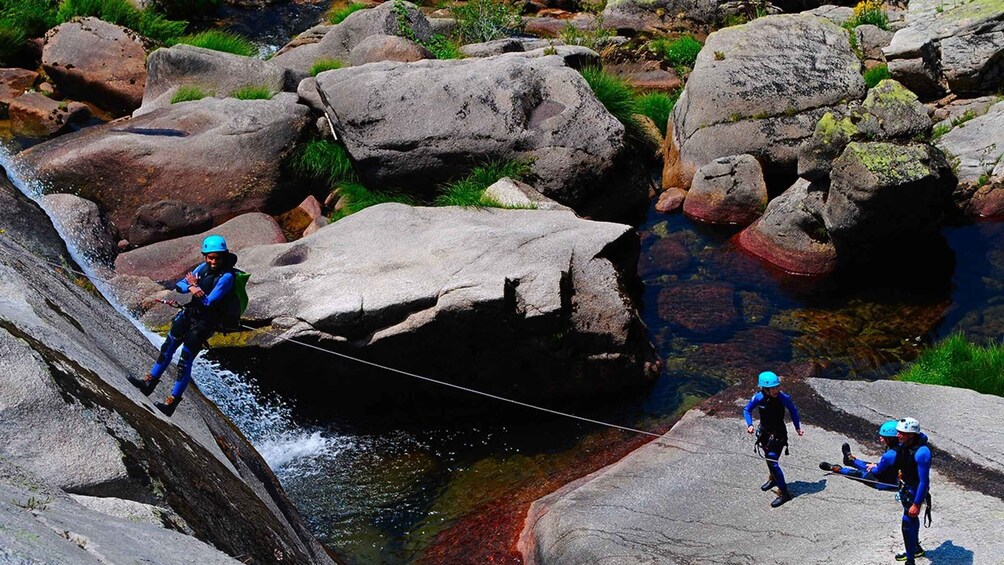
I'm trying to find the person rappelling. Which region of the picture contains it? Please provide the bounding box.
[743,370,803,508]
[819,420,900,491]
[889,417,932,564]
[128,235,247,416]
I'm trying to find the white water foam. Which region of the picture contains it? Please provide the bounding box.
[0,143,345,475]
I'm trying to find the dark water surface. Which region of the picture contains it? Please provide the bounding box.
[207,201,1003,564]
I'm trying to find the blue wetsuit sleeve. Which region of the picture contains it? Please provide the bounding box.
[175,263,205,293]
[743,393,762,427]
[198,271,234,308]
[914,446,932,502]
[872,449,897,475]
[780,393,801,430]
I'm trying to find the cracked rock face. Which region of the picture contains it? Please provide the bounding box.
[663,14,866,190]
[229,203,658,409]
[314,54,650,221]
[519,379,1004,564]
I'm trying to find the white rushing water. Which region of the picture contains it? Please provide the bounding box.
[0,143,342,474]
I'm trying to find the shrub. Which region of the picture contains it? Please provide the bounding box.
[634,91,679,137]
[845,0,888,30]
[326,1,366,24]
[0,25,25,65]
[55,0,187,42]
[170,85,209,103]
[1,0,58,39]
[580,66,650,145]
[230,85,273,100]
[435,159,533,207]
[293,140,357,184]
[174,30,255,57]
[897,334,1004,397]
[863,64,890,88]
[452,0,525,44]
[424,34,462,60]
[558,20,614,50]
[310,58,344,76]
[648,35,702,71]
[330,181,416,221]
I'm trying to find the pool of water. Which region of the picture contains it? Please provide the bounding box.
[207,201,1002,564]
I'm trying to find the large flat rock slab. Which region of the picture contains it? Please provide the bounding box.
[808,378,1004,474]
[520,380,1004,564]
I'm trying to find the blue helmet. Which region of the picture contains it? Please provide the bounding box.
[758,371,780,388]
[879,420,899,437]
[201,235,228,254]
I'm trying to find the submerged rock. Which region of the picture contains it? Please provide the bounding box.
[683,154,767,227]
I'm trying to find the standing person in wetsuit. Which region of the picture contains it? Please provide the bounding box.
[889,417,932,564]
[129,235,240,416]
[819,420,899,491]
[743,370,803,508]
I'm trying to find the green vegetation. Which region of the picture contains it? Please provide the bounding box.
[330,181,416,220]
[0,25,25,65]
[863,64,890,88]
[310,58,344,76]
[897,334,1004,397]
[326,1,366,24]
[580,66,653,145]
[558,20,615,50]
[648,35,703,72]
[155,0,220,19]
[435,159,533,207]
[451,0,525,44]
[170,85,210,103]
[424,33,463,59]
[0,0,57,56]
[930,122,952,141]
[174,29,255,57]
[230,85,273,100]
[54,0,188,43]
[844,0,889,30]
[294,140,357,184]
[635,91,679,137]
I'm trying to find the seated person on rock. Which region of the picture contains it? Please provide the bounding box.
[819,419,899,491]
[129,235,240,416]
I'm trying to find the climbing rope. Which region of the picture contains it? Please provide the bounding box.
[0,232,919,488]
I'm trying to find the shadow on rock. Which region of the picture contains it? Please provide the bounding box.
[927,540,973,565]
[789,479,826,499]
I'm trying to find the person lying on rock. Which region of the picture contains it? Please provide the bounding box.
[818,420,899,491]
[129,235,240,416]
[888,417,932,565]
[743,370,803,508]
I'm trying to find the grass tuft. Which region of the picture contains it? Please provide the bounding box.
[0,25,26,65]
[435,159,533,207]
[634,91,679,137]
[327,1,367,24]
[294,140,358,184]
[897,334,1004,397]
[580,66,652,146]
[174,29,255,56]
[330,181,416,221]
[648,35,702,72]
[424,34,463,60]
[310,58,344,76]
[451,0,524,44]
[230,85,273,100]
[1,0,57,41]
[170,85,209,103]
[55,0,188,42]
[844,0,889,30]
[863,64,890,89]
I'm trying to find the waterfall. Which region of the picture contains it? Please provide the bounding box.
[0,143,341,472]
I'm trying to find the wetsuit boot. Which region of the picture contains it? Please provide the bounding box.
[155,394,181,416]
[770,489,792,508]
[819,461,841,472]
[760,477,775,491]
[128,374,159,396]
[842,442,854,466]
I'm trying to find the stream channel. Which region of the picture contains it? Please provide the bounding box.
[3,2,1004,561]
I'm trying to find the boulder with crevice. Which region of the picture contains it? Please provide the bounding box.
[314,54,649,221]
[884,0,1004,100]
[348,34,434,66]
[663,14,866,190]
[935,99,1004,217]
[19,94,309,236]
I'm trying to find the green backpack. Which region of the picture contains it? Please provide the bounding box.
[218,268,251,333]
[234,269,251,316]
